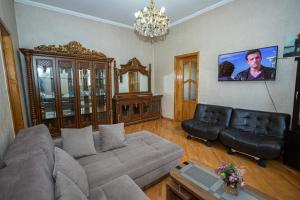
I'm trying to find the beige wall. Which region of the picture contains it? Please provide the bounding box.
[155,0,300,119]
[0,0,21,160]
[15,3,155,95]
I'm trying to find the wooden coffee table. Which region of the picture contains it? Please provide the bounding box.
[166,161,276,200]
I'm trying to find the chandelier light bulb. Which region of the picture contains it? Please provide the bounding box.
[134,12,139,18]
[160,7,165,13]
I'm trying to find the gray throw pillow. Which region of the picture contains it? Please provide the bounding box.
[53,147,89,197]
[98,123,126,152]
[61,126,96,158]
[55,171,88,200]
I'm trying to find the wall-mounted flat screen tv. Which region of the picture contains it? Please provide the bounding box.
[218,46,278,81]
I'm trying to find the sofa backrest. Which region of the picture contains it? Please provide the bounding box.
[230,109,290,139]
[0,124,55,200]
[0,152,54,200]
[194,104,233,127]
[4,124,54,166]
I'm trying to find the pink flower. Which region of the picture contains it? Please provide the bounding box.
[241,181,246,187]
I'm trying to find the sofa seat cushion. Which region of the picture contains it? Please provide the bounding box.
[79,131,183,189]
[83,157,127,190]
[121,131,184,180]
[89,175,149,200]
[182,119,222,141]
[4,124,54,168]
[220,128,283,159]
[0,153,54,200]
[76,150,114,166]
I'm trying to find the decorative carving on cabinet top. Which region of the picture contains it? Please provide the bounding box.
[118,57,150,76]
[20,41,109,60]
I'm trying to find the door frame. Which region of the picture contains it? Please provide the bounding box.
[174,52,199,121]
[292,57,300,131]
[0,20,24,133]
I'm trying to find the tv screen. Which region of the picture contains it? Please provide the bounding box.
[218,46,278,81]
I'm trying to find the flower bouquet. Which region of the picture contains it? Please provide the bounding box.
[215,163,245,195]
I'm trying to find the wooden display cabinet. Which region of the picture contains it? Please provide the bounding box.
[20,41,113,136]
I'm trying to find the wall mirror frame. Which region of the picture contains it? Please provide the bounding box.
[113,58,162,126]
[114,57,151,96]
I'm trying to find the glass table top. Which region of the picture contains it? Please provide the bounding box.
[176,162,268,200]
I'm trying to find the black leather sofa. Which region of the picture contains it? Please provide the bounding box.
[181,104,290,167]
[219,108,290,167]
[181,104,233,146]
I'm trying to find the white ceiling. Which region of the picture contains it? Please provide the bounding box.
[15,0,233,28]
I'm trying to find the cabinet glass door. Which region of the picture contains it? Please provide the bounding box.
[34,57,59,133]
[78,61,93,127]
[57,59,77,128]
[132,103,141,120]
[94,62,107,124]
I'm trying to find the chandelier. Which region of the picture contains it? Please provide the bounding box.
[134,0,169,38]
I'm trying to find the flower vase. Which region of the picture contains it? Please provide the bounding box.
[223,184,239,196]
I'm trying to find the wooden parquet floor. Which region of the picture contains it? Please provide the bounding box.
[124,119,300,200]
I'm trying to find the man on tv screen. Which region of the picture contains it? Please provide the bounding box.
[235,49,275,80]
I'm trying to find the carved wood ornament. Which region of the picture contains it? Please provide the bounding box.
[21,41,108,60]
[114,57,151,95]
[117,57,150,76]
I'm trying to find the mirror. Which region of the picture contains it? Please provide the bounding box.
[119,72,148,93]
[114,57,151,95]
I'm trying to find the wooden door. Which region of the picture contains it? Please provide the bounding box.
[76,60,93,127]
[292,57,300,131]
[0,22,24,133]
[56,58,78,128]
[33,56,60,134]
[174,53,199,121]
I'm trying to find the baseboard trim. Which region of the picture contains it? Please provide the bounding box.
[162,116,174,121]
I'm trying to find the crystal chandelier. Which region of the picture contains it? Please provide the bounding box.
[134,0,169,38]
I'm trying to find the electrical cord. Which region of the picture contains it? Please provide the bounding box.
[264,81,277,112]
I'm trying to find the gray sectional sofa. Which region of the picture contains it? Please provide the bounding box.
[0,124,183,200]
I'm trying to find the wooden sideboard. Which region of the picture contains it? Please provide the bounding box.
[113,58,162,125]
[113,94,162,125]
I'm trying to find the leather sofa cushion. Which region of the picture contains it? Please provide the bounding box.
[220,128,283,159]
[182,119,222,140]
[194,104,232,126]
[230,109,290,139]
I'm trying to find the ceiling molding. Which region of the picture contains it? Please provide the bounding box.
[170,0,234,27]
[15,0,134,29]
[15,0,233,30]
